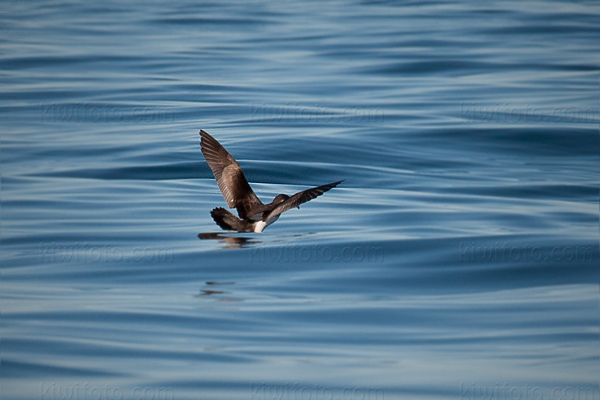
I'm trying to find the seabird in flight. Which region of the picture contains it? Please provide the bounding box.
[200,130,342,233]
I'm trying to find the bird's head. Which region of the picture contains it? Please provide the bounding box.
[273,194,289,204]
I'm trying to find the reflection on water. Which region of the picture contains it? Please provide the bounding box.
[197,232,258,249]
[195,282,239,303]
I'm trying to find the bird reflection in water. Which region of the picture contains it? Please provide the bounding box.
[194,281,238,303]
[197,232,259,249]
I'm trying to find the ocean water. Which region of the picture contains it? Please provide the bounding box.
[1,1,599,400]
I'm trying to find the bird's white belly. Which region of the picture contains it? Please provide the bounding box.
[254,221,267,233]
[253,215,279,233]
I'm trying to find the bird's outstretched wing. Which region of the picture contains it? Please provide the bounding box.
[264,180,344,221]
[200,130,263,219]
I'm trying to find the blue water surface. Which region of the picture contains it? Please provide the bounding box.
[1,1,599,400]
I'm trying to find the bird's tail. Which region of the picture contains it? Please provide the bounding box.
[210,208,253,233]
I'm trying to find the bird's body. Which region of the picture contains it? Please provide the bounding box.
[200,130,342,233]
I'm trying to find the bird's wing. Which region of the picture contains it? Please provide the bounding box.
[200,130,263,219]
[264,180,343,221]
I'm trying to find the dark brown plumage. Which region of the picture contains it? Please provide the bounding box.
[200,130,342,233]
[200,130,262,220]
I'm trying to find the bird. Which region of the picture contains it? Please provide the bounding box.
[200,130,343,233]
